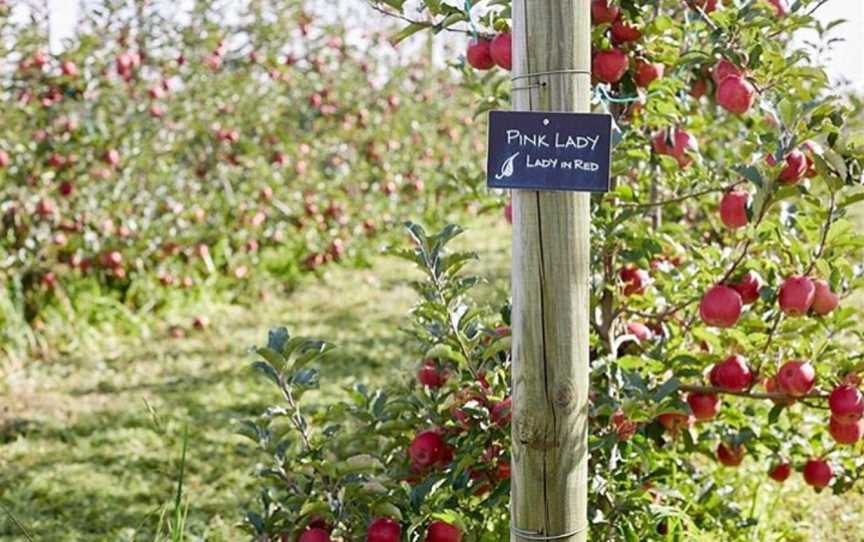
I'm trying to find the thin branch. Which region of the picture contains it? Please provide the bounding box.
[367,2,474,37]
[680,384,828,401]
[618,182,742,210]
[805,189,836,275]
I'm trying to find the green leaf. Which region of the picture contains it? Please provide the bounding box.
[390,22,430,45]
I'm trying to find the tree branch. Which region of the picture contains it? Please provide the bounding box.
[679,384,828,401]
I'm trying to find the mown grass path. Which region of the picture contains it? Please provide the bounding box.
[1,217,862,541]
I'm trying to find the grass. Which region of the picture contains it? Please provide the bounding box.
[1,214,863,541]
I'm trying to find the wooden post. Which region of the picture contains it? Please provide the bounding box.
[510,1,591,541]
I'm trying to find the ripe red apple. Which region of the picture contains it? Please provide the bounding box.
[408,430,451,469]
[504,200,512,224]
[811,279,839,315]
[687,392,720,420]
[0,150,9,168]
[611,18,642,45]
[778,275,815,316]
[591,0,620,24]
[466,38,495,70]
[59,180,75,197]
[61,60,78,77]
[593,48,629,84]
[768,462,792,482]
[652,128,698,169]
[634,59,664,87]
[710,354,753,392]
[766,0,789,16]
[489,33,512,71]
[298,528,331,542]
[418,359,447,388]
[719,190,750,229]
[776,360,816,396]
[829,385,864,423]
[626,322,653,343]
[619,265,649,296]
[425,521,462,542]
[716,75,756,114]
[699,284,743,328]
[768,148,807,184]
[658,412,690,433]
[104,148,121,168]
[712,59,742,86]
[367,517,401,542]
[716,443,745,467]
[732,271,763,304]
[803,459,833,489]
[690,78,709,98]
[829,416,863,445]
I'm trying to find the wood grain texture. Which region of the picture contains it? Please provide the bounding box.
[510,1,591,541]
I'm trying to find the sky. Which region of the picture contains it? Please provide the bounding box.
[43,0,864,92]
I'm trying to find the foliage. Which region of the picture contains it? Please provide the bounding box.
[242,0,864,539]
[0,0,492,358]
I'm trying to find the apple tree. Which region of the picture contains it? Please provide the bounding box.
[240,0,864,540]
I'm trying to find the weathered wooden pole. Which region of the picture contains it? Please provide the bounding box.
[510,0,591,541]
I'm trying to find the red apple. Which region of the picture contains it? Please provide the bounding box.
[611,18,642,45]
[489,33,512,71]
[652,128,698,169]
[719,190,750,229]
[619,265,649,296]
[768,462,792,482]
[712,59,742,86]
[829,385,864,423]
[776,360,816,397]
[634,59,664,87]
[466,38,495,70]
[104,148,121,168]
[811,279,839,315]
[0,150,9,168]
[504,200,513,224]
[732,271,763,304]
[699,284,743,328]
[769,149,807,184]
[61,60,78,77]
[591,0,620,24]
[593,48,629,84]
[298,528,331,542]
[658,412,691,433]
[717,443,745,467]
[367,517,401,542]
[418,359,447,389]
[626,322,653,343]
[710,354,753,392]
[803,459,833,489]
[829,416,863,445]
[408,430,451,469]
[778,275,815,316]
[687,392,721,420]
[766,0,789,16]
[690,78,709,98]
[425,521,462,542]
[716,75,756,114]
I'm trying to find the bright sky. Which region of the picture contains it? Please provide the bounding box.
[45,0,864,92]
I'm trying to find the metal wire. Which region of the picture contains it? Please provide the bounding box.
[511,524,589,540]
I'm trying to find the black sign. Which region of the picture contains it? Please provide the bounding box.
[486,110,612,192]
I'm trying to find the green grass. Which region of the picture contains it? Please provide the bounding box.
[1,214,863,541]
[0,216,509,541]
